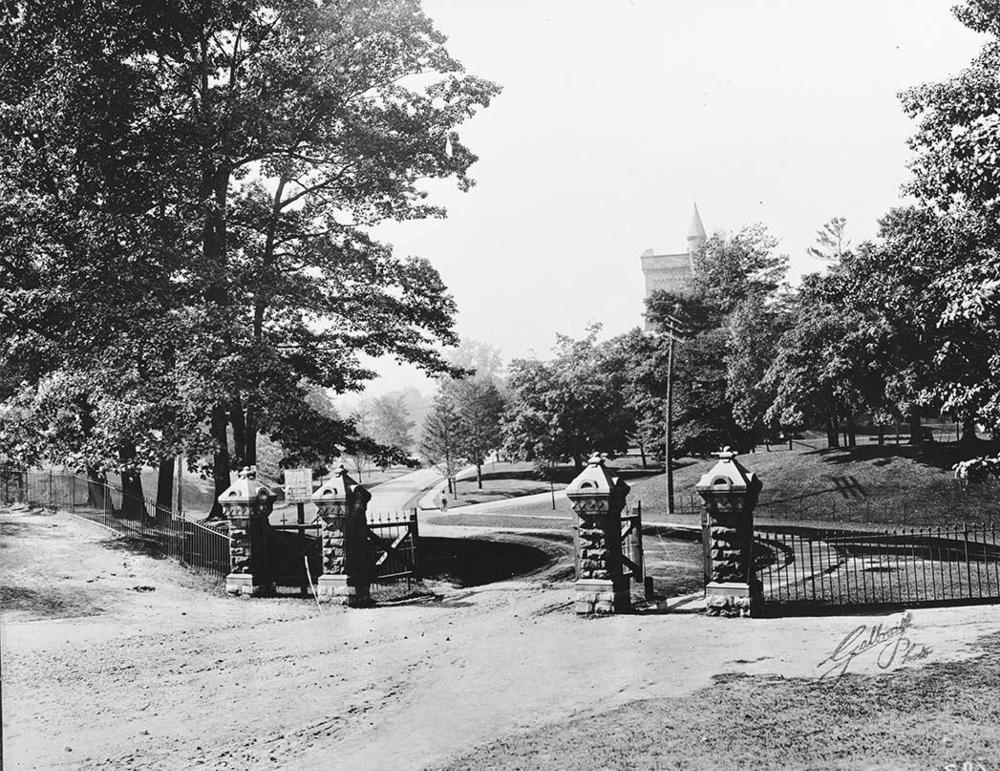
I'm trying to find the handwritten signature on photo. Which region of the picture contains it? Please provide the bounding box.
[816,611,933,680]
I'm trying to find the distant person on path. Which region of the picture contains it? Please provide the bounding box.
[440,493,448,512]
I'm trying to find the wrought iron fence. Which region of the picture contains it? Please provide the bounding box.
[754,524,1000,608]
[12,469,230,579]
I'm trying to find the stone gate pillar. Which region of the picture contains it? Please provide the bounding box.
[696,447,762,617]
[312,464,372,607]
[219,466,276,596]
[566,454,631,615]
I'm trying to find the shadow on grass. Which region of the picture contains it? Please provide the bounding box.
[808,439,1000,473]
[420,535,568,587]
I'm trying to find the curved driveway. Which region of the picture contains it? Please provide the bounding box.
[367,467,444,515]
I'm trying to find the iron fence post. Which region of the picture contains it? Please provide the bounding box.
[410,508,421,580]
[965,527,973,599]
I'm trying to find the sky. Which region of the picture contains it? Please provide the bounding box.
[352,0,987,403]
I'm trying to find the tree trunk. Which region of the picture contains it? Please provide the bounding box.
[877,426,885,446]
[846,413,857,448]
[86,467,109,511]
[244,407,258,468]
[638,441,648,469]
[908,411,923,445]
[826,416,840,448]
[118,443,147,519]
[156,457,174,519]
[208,404,231,520]
[476,461,482,489]
[230,400,247,468]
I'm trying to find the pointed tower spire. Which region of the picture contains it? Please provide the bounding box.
[687,202,706,250]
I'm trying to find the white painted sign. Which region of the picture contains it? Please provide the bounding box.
[283,468,313,503]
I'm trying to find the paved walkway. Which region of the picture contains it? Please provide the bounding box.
[418,484,569,515]
[367,467,444,513]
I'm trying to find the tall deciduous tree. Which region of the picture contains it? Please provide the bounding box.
[369,394,416,459]
[443,339,506,385]
[501,326,633,472]
[0,1,499,514]
[451,377,505,488]
[690,223,788,316]
[899,0,1000,443]
[633,225,787,456]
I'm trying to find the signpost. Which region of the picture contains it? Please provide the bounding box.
[284,468,314,504]
[283,468,314,551]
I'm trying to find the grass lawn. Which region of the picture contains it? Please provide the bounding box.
[642,526,705,597]
[447,461,568,507]
[626,439,1000,527]
[426,513,574,530]
[444,632,1000,770]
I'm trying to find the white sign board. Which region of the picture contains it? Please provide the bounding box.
[283,468,313,504]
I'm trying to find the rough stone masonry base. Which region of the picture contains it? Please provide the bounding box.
[317,574,370,607]
[705,581,759,617]
[575,578,630,615]
[225,573,273,597]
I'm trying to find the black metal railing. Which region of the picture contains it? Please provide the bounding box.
[754,524,1000,607]
[14,469,230,579]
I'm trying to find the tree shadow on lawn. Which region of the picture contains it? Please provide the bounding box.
[419,535,571,588]
[807,440,1000,473]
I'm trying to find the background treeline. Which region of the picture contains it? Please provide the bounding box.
[448,0,1000,472]
[466,195,998,474]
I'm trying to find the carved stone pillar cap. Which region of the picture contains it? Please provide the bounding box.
[217,466,275,505]
[312,463,371,504]
[565,453,630,500]
[695,447,762,496]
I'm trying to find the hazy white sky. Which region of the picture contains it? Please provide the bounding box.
[358,0,985,400]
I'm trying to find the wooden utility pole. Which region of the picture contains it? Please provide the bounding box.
[653,312,690,517]
[665,332,675,515]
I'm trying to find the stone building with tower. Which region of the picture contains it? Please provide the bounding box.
[640,203,707,303]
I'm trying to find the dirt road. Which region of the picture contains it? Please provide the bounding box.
[3,505,999,770]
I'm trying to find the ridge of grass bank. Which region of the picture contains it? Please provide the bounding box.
[627,440,1000,526]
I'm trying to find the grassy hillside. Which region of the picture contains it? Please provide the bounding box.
[626,439,1000,526]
